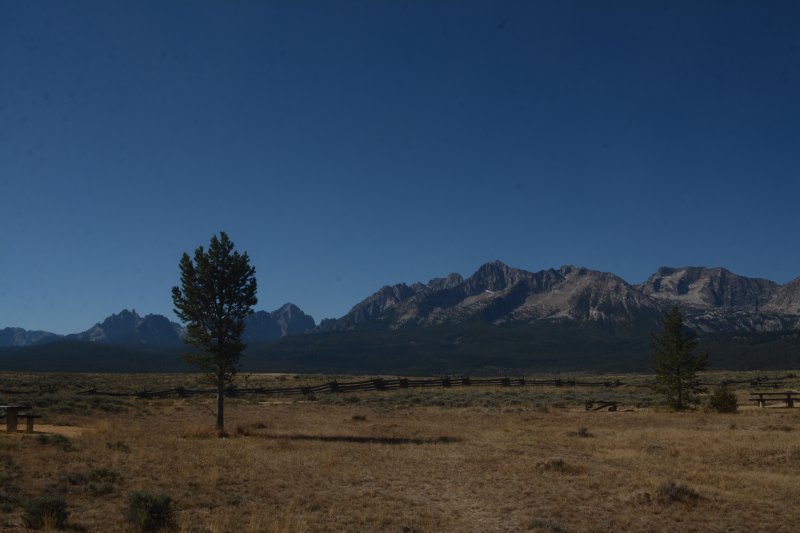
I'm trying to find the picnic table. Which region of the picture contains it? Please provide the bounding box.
[0,405,39,433]
[748,391,800,408]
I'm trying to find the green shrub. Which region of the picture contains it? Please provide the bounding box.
[124,491,175,532]
[23,495,69,529]
[709,384,738,413]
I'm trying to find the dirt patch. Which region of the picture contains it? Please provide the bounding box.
[7,424,86,438]
[38,424,85,438]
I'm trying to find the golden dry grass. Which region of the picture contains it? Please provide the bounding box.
[0,373,799,532]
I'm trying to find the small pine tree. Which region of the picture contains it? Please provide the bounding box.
[652,306,708,410]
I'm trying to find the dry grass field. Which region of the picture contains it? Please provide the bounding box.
[1,371,799,532]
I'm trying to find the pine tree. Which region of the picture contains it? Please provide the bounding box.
[652,306,707,410]
[172,231,257,433]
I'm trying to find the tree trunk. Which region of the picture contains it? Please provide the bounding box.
[216,376,225,434]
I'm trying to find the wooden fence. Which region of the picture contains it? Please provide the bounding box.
[71,376,625,399]
[1,373,795,400]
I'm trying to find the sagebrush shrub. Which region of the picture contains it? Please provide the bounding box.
[106,440,131,452]
[35,434,72,451]
[23,495,68,530]
[656,481,700,504]
[124,491,175,532]
[88,467,120,483]
[709,384,738,413]
[87,482,114,496]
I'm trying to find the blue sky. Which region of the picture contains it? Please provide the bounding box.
[2,1,799,334]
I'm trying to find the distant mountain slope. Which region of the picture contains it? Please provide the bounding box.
[637,267,798,332]
[1,303,317,351]
[2,263,800,374]
[0,327,60,347]
[319,261,800,334]
[318,261,662,331]
[246,322,800,374]
[68,309,184,346]
[767,276,800,314]
[637,266,779,308]
[0,341,188,372]
[244,303,316,342]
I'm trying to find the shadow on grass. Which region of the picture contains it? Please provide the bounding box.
[257,433,460,445]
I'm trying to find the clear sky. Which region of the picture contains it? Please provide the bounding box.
[2,1,799,334]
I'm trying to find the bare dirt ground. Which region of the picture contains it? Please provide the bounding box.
[1,373,799,532]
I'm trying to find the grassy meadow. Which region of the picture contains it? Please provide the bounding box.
[1,371,799,532]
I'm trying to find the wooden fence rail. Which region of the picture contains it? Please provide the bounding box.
[1,374,796,400]
[66,376,627,399]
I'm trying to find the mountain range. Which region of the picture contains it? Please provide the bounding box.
[2,261,800,372]
[318,261,800,333]
[0,303,316,348]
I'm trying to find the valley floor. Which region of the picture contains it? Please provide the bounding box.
[0,372,799,532]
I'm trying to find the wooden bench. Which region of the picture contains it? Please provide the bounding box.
[19,413,42,433]
[585,400,618,412]
[749,391,800,408]
[0,405,40,433]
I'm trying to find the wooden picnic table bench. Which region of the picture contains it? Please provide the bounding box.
[0,405,40,433]
[748,391,800,408]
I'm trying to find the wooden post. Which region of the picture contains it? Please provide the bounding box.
[25,416,34,433]
[6,408,18,433]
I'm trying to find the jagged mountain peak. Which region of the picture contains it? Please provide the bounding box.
[272,302,303,316]
[318,261,800,333]
[98,309,141,330]
[244,303,316,342]
[71,309,183,346]
[270,303,316,335]
[464,260,533,293]
[319,262,662,331]
[639,266,779,308]
[426,273,464,291]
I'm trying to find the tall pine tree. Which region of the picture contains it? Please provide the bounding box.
[172,231,257,434]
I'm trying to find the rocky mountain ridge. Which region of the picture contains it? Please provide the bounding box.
[0,303,316,348]
[319,262,800,333]
[0,327,60,348]
[244,303,317,343]
[68,309,184,346]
